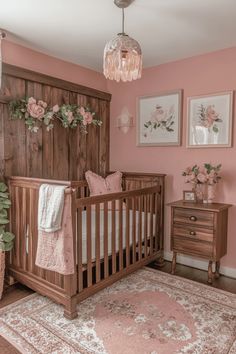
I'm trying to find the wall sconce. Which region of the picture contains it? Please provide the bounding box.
[116,107,134,134]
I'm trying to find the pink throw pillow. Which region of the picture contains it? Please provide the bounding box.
[85,171,124,210]
[85,171,122,196]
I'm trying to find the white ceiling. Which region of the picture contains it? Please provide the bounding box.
[1,0,236,72]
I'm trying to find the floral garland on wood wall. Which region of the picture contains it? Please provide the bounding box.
[9,97,102,133]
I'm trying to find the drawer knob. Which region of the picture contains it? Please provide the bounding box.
[189,231,196,236]
[189,215,197,222]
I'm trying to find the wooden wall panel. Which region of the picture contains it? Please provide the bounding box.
[26,81,43,177]
[3,76,26,177]
[76,94,88,180]
[0,64,111,181]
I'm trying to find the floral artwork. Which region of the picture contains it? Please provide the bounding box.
[137,90,182,146]
[9,97,102,133]
[197,104,222,133]
[187,92,233,147]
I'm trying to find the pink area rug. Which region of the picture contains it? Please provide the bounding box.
[0,268,236,354]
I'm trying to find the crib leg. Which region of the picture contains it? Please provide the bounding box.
[64,297,78,320]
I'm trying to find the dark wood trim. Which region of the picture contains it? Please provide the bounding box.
[2,63,111,102]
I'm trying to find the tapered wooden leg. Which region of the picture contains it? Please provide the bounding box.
[64,297,78,320]
[171,252,177,275]
[208,260,213,284]
[154,256,165,268]
[215,261,220,279]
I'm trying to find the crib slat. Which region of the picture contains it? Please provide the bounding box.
[132,197,136,264]
[154,193,159,252]
[22,187,27,271]
[150,194,154,255]
[77,207,83,292]
[15,187,20,268]
[119,199,123,270]
[95,204,101,283]
[125,198,130,267]
[104,201,109,278]
[144,194,148,258]
[28,188,33,272]
[138,195,142,261]
[86,205,92,287]
[111,200,116,274]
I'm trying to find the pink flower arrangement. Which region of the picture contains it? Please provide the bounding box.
[9,96,102,133]
[182,163,221,186]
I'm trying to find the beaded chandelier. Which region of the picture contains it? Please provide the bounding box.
[103,0,142,82]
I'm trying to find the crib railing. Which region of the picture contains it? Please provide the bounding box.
[75,185,161,296]
[7,174,165,319]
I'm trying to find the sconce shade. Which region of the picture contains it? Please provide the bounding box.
[116,107,133,133]
[104,33,142,82]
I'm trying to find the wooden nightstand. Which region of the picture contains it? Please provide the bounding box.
[168,200,232,284]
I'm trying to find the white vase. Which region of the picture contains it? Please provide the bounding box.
[194,184,207,203]
[207,184,216,203]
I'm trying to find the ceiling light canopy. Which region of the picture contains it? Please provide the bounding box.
[103,0,142,83]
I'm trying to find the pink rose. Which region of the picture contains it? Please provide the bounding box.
[82,112,93,126]
[67,111,74,124]
[151,109,167,123]
[27,103,45,120]
[79,107,85,116]
[197,173,207,183]
[38,100,47,109]
[52,104,60,113]
[28,97,36,104]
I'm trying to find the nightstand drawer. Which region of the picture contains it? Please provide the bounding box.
[172,237,213,257]
[173,225,213,242]
[174,207,214,227]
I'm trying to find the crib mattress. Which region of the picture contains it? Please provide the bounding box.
[79,209,155,264]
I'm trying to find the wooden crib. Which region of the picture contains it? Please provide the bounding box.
[7,172,165,319]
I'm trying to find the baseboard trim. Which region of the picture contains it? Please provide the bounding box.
[164,251,236,279]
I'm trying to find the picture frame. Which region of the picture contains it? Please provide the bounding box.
[187,91,233,148]
[183,190,196,203]
[137,90,182,146]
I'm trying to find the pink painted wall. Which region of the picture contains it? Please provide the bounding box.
[108,47,236,270]
[2,40,108,92]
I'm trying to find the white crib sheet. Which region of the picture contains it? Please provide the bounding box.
[79,209,156,264]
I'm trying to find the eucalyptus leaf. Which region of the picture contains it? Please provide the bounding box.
[0,218,9,224]
[0,241,14,251]
[0,209,7,218]
[0,183,7,192]
[2,232,15,242]
[0,192,9,199]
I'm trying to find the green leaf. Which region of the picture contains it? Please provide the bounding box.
[2,232,15,242]
[0,241,14,251]
[0,192,9,199]
[0,199,11,206]
[0,218,9,225]
[0,209,7,218]
[213,125,219,133]
[0,183,8,192]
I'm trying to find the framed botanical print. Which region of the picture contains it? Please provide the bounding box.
[137,90,182,146]
[187,91,233,148]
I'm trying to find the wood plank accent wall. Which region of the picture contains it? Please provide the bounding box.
[0,63,111,180]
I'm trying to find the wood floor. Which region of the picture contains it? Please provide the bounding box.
[0,261,236,353]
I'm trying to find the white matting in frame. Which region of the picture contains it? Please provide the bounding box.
[187,91,233,148]
[137,90,182,146]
